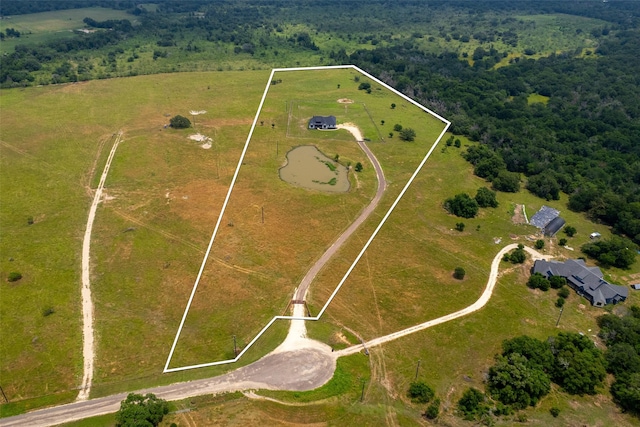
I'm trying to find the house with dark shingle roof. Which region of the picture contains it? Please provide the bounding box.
[308,116,337,130]
[533,259,628,307]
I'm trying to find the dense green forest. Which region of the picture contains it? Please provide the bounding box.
[1,0,639,247]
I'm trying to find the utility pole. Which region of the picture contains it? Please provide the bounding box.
[233,335,238,356]
[360,379,366,402]
[415,359,421,381]
[261,207,264,224]
[0,385,7,403]
[556,306,564,327]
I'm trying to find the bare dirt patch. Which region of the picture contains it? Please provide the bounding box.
[337,98,354,104]
[188,133,212,149]
[512,204,527,224]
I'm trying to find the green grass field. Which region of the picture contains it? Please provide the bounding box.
[1,67,638,425]
[0,8,135,54]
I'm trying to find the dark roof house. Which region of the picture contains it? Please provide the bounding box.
[529,205,565,236]
[308,116,337,130]
[544,216,566,237]
[533,259,628,307]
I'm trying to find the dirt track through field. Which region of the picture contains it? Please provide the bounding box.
[77,131,123,401]
[292,123,386,302]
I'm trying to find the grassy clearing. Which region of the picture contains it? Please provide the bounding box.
[0,79,144,407]
[0,70,278,406]
[527,93,550,105]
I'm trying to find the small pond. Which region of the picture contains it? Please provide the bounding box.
[279,145,350,193]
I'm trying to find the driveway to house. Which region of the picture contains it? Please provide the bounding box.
[294,123,386,302]
[335,244,551,356]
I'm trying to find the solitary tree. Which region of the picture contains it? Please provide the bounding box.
[407,381,435,403]
[391,103,396,109]
[393,123,403,132]
[425,398,440,419]
[458,387,486,419]
[564,226,577,237]
[115,393,169,427]
[170,115,191,129]
[8,272,22,282]
[509,245,527,264]
[354,162,363,172]
[527,272,550,291]
[455,222,465,232]
[399,128,416,142]
[454,267,466,280]
[549,275,566,289]
[535,239,545,250]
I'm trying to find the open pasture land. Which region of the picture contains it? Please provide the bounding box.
[0,8,135,54]
[167,67,448,369]
[0,70,271,412]
[2,66,638,424]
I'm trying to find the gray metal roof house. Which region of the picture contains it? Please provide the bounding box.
[533,259,628,307]
[308,116,337,130]
[543,216,566,237]
[529,205,565,236]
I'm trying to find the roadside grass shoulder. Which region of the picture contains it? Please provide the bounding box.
[58,412,116,427]
[257,353,370,403]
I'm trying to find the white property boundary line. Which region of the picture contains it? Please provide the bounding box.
[163,65,451,373]
[78,131,123,400]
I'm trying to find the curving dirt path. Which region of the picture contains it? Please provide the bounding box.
[77,131,123,401]
[335,244,551,356]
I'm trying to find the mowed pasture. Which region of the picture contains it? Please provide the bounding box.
[0,8,135,54]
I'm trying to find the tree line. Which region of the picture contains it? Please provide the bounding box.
[350,29,640,246]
